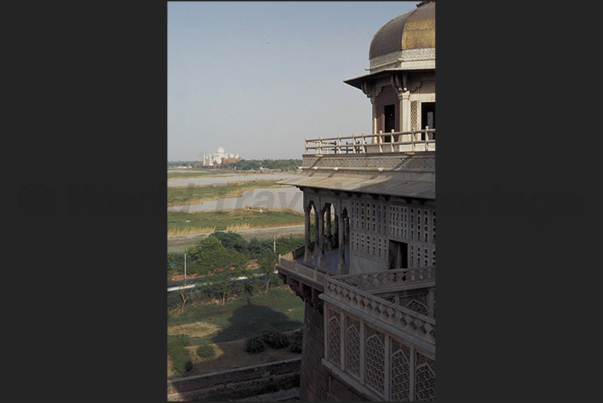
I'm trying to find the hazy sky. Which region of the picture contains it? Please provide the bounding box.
[168,1,416,161]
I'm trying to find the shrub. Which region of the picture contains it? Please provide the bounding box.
[196,343,216,358]
[261,326,290,349]
[168,339,193,374]
[289,330,303,353]
[245,335,266,354]
[209,231,250,253]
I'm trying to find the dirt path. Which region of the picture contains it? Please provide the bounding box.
[167,224,305,253]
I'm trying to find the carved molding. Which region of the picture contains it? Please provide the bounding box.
[301,154,435,170]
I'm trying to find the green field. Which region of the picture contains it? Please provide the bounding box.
[167,180,285,206]
[168,209,305,234]
[168,287,305,345]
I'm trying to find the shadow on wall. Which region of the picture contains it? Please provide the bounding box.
[211,301,303,343]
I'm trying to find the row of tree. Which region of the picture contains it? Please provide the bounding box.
[168,231,305,308]
[222,159,302,171]
[168,159,302,171]
[167,161,196,168]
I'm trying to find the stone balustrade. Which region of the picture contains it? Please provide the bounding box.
[322,276,435,346]
[277,255,436,400]
[320,284,435,401]
[333,267,435,293]
[278,256,328,287]
[305,130,435,155]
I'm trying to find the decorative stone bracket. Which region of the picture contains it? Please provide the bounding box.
[277,267,325,313]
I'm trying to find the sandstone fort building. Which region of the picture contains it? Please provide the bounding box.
[276,2,436,400]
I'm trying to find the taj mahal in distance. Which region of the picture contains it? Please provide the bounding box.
[195,145,241,168]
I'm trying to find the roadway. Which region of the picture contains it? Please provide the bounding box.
[167,268,277,293]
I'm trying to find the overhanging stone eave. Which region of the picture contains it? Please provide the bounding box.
[277,176,435,200]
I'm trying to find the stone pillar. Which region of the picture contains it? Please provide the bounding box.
[426,287,436,318]
[399,90,411,133]
[313,205,320,260]
[303,202,313,264]
[337,212,347,274]
[333,213,339,249]
[371,97,378,135]
[344,216,350,243]
[314,205,326,267]
[362,83,382,138]
[325,205,332,251]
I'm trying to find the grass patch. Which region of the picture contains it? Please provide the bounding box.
[168,209,304,234]
[196,344,217,358]
[167,287,305,345]
[167,180,287,206]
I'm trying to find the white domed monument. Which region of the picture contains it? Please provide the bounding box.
[200,145,242,167]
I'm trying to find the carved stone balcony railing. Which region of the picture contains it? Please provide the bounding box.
[278,257,328,288]
[321,294,435,401]
[277,256,436,400]
[304,130,435,155]
[333,267,435,294]
[321,276,435,346]
[320,274,435,401]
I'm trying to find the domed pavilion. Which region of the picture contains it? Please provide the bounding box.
[346,0,435,140]
[276,2,436,401]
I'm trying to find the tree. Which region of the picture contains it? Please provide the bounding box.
[274,235,305,255]
[257,252,278,294]
[241,265,262,297]
[177,287,190,314]
[209,231,249,254]
[248,237,273,257]
[186,236,230,274]
[186,235,249,304]
[207,258,248,305]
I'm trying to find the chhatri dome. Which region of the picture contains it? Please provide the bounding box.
[344,1,435,135]
[368,1,435,66]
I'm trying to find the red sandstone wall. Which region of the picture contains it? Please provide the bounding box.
[300,302,368,401]
[300,302,326,401]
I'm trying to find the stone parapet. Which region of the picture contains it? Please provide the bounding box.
[321,299,435,401]
[304,131,435,156]
[277,252,436,401]
[334,267,435,293]
[322,278,435,349]
[167,358,301,401]
[277,257,327,312]
[301,152,435,172]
